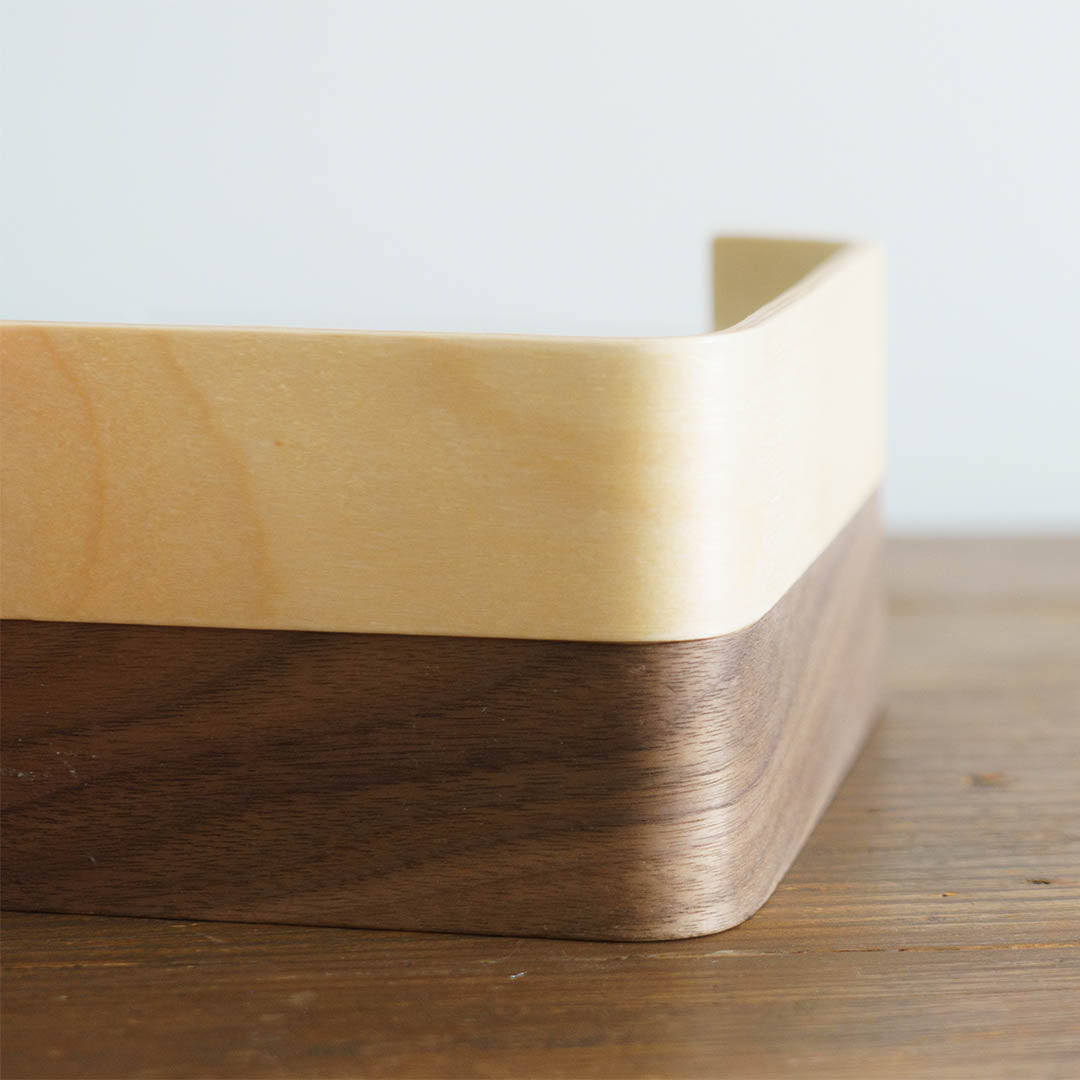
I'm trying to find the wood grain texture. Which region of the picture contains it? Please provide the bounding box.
[1,494,883,941]
[0,237,883,642]
[2,535,1077,1080]
[2,916,1076,1080]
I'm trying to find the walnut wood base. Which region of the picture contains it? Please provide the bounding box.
[0,495,883,941]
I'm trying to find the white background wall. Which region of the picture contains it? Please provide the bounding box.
[3,0,1077,530]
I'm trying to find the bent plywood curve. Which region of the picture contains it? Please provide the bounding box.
[1,236,884,642]
[0,493,883,940]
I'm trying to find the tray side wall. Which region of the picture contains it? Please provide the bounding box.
[0,243,883,642]
[0,494,882,940]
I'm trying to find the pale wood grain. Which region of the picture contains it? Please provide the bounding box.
[2,536,1077,1080]
[0,237,883,642]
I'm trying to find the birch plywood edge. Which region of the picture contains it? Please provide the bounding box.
[1,237,883,642]
[0,236,886,941]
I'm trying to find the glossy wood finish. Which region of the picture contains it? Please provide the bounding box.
[2,536,1077,1080]
[1,495,883,941]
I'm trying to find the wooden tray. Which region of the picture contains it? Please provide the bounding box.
[0,236,885,940]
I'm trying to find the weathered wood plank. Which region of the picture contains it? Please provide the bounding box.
[2,537,1077,1080]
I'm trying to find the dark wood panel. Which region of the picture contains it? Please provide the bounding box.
[1,496,883,940]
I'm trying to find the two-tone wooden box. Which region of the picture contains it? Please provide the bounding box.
[0,236,885,940]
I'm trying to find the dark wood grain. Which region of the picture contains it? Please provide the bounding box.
[1,535,1078,1080]
[2,913,1076,1080]
[0,495,883,941]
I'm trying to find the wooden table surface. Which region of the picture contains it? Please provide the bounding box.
[3,538,1079,1080]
